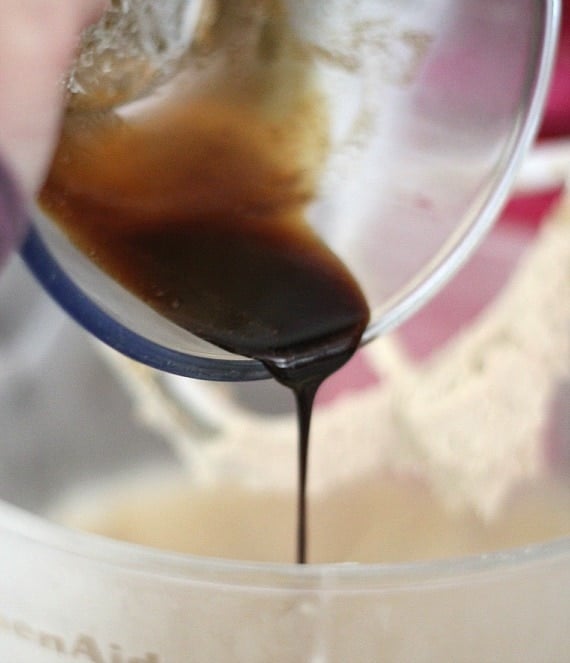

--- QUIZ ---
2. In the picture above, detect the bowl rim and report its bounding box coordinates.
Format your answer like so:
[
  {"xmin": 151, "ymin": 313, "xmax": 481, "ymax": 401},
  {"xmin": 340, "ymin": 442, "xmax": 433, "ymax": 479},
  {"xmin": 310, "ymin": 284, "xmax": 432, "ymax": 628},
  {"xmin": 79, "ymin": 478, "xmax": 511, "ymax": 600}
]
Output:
[{"xmin": 1, "ymin": 497, "xmax": 569, "ymax": 591}]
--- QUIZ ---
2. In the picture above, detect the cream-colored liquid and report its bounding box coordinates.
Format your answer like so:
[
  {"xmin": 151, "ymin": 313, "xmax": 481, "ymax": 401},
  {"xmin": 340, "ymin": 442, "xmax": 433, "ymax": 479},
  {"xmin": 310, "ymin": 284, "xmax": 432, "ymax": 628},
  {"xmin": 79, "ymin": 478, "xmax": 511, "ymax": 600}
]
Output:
[{"xmin": 54, "ymin": 468, "xmax": 570, "ymax": 564}]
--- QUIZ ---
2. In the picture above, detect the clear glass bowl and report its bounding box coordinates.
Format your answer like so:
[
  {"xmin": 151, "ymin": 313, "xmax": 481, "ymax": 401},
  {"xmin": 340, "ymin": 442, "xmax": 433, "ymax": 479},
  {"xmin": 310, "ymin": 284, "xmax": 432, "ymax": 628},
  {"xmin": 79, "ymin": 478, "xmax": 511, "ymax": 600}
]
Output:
[{"xmin": 22, "ymin": 0, "xmax": 559, "ymax": 380}]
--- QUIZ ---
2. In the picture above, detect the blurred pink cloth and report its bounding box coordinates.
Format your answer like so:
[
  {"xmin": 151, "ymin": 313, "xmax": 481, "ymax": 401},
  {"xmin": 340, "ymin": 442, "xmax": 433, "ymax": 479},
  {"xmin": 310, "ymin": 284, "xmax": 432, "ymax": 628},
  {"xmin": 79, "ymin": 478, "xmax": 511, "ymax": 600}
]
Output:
[{"xmin": 540, "ymin": 0, "xmax": 570, "ymax": 138}]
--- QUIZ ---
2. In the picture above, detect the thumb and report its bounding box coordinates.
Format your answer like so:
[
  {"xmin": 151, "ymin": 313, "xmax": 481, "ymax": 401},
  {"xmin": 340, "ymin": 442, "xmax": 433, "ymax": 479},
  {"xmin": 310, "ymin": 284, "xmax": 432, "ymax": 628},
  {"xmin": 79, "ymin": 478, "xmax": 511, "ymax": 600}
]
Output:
[
  {"xmin": 78, "ymin": 0, "xmax": 110, "ymax": 31},
  {"xmin": 0, "ymin": 1, "xmax": 109, "ymax": 196}
]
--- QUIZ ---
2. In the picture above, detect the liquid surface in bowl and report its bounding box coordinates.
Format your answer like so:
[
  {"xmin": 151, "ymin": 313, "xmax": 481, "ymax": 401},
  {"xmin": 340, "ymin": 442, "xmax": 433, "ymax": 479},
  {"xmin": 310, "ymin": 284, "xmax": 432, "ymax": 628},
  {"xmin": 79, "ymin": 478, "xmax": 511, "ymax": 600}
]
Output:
[{"xmin": 54, "ymin": 468, "xmax": 570, "ymax": 564}]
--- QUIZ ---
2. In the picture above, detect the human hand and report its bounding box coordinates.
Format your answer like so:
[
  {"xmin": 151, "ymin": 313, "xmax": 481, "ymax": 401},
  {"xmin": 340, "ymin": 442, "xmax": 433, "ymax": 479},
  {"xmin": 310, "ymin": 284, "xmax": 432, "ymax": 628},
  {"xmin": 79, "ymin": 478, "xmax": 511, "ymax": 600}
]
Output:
[{"xmin": 0, "ymin": 0, "xmax": 107, "ymax": 198}]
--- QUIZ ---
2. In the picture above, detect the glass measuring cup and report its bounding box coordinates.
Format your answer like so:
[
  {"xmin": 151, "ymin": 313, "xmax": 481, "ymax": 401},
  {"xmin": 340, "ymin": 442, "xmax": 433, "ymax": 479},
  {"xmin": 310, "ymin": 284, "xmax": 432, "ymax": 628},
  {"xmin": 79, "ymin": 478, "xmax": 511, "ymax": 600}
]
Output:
[{"xmin": 23, "ymin": 0, "xmax": 559, "ymax": 380}]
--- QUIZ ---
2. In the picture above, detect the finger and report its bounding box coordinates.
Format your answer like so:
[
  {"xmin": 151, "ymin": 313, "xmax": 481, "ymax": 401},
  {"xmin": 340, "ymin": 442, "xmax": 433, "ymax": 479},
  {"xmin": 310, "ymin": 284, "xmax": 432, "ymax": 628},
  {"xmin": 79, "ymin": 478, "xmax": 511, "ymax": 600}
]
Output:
[{"xmin": 0, "ymin": 1, "xmax": 108, "ymax": 196}]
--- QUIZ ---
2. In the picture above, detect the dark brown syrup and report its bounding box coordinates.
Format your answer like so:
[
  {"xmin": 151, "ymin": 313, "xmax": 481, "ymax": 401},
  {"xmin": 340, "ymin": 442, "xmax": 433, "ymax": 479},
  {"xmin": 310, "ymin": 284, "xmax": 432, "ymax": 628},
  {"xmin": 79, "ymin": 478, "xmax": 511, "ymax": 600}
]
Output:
[{"xmin": 40, "ymin": 9, "xmax": 370, "ymax": 562}]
